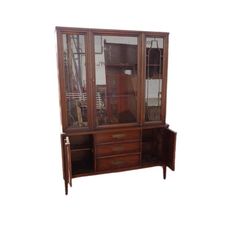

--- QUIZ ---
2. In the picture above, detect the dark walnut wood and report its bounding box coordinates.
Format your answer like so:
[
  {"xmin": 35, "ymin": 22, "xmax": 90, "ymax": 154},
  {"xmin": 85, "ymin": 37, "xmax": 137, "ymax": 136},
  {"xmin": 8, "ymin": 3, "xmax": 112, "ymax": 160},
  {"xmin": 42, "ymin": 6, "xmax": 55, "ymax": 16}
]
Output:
[{"xmin": 56, "ymin": 27, "xmax": 177, "ymax": 195}]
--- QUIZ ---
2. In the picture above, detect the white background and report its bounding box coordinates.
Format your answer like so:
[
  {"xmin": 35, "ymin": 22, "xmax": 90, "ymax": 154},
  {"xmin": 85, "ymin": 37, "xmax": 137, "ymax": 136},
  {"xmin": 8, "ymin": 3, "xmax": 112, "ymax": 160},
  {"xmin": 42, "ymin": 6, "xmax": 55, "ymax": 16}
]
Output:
[{"xmin": 0, "ymin": 0, "xmax": 236, "ymax": 235}]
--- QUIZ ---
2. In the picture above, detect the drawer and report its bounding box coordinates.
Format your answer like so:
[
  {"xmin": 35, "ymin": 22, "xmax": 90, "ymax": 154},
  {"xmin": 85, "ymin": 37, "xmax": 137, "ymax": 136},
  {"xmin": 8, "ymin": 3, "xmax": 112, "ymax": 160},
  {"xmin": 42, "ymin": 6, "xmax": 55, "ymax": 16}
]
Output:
[
  {"xmin": 96, "ymin": 154, "xmax": 140, "ymax": 172},
  {"xmin": 96, "ymin": 142, "xmax": 140, "ymax": 157},
  {"xmin": 95, "ymin": 130, "xmax": 140, "ymax": 144}
]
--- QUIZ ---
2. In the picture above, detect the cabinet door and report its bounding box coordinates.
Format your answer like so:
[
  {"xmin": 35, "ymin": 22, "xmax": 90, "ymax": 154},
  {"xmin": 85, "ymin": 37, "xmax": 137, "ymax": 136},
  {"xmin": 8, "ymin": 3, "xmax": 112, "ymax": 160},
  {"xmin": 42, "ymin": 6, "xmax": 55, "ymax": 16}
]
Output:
[
  {"xmin": 93, "ymin": 34, "xmax": 139, "ymax": 126},
  {"xmin": 163, "ymin": 129, "xmax": 176, "ymax": 170},
  {"xmin": 144, "ymin": 36, "xmax": 164, "ymax": 123},
  {"xmin": 64, "ymin": 136, "xmax": 72, "ymax": 187},
  {"xmin": 61, "ymin": 33, "xmax": 89, "ymax": 129}
]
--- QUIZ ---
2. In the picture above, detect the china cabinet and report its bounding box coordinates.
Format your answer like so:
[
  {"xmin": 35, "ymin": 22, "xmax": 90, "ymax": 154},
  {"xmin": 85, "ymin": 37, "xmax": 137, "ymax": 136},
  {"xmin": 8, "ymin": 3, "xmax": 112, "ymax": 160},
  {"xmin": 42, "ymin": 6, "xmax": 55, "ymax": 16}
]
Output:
[{"xmin": 56, "ymin": 27, "xmax": 177, "ymax": 194}]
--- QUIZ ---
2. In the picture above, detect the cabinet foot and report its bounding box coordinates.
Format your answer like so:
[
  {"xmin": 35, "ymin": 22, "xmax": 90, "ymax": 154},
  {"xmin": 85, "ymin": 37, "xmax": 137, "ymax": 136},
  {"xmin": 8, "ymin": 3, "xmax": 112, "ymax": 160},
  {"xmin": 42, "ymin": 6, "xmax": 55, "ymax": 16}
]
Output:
[
  {"xmin": 65, "ymin": 181, "xmax": 68, "ymax": 195},
  {"xmin": 163, "ymin": 165, "xmax": 167, "ymax": 179}
]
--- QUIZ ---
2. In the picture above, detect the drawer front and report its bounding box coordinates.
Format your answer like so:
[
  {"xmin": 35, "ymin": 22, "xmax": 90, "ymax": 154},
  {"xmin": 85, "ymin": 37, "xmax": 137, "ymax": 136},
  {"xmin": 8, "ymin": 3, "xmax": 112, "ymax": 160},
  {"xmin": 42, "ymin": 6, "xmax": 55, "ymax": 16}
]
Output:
[
  {"xmin": 96, "ymin": 154, "xmax": 140, "ymax": 172},
  {"xmin": 96, "ymin": 142, "xmax": 140, "ymax": 157},
  {"xmin": 95, "ymin": 130, "xmax": 140, "ymax": 144}
]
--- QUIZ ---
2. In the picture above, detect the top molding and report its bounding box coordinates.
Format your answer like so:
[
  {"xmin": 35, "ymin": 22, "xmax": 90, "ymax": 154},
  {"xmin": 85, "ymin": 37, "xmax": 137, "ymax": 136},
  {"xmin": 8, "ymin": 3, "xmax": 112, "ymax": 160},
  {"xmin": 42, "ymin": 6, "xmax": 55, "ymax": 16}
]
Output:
[{"xmin": 55, "ymin": 26, "xmax": 169, "ymax": 37}]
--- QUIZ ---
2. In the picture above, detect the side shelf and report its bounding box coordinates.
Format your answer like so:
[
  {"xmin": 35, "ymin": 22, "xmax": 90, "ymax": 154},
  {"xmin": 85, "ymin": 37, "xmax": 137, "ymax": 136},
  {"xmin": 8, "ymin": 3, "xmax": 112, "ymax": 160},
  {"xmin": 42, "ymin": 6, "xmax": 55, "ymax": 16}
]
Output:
[
  {"xmin": 69, "ymin": 134, "xmax": 94, "ymax": 176},
  {"xmin": 71, "ymin": 149, "xmax": 94, "ymax": 175}
]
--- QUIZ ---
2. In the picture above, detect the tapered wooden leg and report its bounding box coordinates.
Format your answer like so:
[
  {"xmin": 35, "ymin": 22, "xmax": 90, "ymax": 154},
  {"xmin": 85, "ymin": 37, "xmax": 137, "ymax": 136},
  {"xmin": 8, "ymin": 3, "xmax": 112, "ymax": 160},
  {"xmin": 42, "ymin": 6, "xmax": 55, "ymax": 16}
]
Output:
[
  {"xmin": 163, "ymin": 165, "xmax": 167, "ymax": 179},
  {"xmin": 65, "ymin": 181, "xmax": 68, "ymax": 195}
]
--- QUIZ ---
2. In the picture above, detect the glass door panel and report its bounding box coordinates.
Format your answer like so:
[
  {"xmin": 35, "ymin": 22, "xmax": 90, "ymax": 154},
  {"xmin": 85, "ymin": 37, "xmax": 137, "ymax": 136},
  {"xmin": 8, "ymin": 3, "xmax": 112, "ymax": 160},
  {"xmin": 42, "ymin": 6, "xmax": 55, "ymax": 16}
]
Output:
[
  {"xmin": 145, "ymin": 37, "xmax": 163, "ymax": 122},
  {"xmin": 62, "ymin": 34, "xmax": 88, "ymax": 128},
  {"xmin": 94, "ymin": 35, "xmax": 138, "ymax": 126}
]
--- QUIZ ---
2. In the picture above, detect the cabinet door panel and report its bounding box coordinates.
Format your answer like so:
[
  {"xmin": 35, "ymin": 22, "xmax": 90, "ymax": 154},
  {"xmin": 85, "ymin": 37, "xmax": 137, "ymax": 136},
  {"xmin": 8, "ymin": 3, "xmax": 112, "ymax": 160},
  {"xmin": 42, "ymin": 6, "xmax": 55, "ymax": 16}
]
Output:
[
  {"xmin": 64, "ymin": 136, "xmax": 72, "ymax": 186},
  {"xmin": 144, "ymin": 37, "xmax": 164, "ymax": 122},
  {"xmin": 163, "ymin": 129, "xmax": 176, "ymax": 170},
  {"xmin": 94, "ymin": 35, "xmax": 139, "ymax": 126},
  {"xmin": 62, "ymin": 34, "xmax": 89, "ymax": 128}
]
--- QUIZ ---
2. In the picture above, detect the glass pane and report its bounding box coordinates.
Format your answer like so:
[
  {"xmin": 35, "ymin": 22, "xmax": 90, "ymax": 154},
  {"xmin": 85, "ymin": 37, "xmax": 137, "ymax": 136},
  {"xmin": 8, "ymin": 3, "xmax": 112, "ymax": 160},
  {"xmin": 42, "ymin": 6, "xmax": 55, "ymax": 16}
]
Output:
[
  {"xmin": 63, "ymin": 34, "xmax": 88, "ymax": 128},
  {"xmin": 94, "ymin": 35, "xmax": 138, "ymax": 126},
  {"xmin": 145, "ymin": 37, "xmax": 163, "ymax": 122}
]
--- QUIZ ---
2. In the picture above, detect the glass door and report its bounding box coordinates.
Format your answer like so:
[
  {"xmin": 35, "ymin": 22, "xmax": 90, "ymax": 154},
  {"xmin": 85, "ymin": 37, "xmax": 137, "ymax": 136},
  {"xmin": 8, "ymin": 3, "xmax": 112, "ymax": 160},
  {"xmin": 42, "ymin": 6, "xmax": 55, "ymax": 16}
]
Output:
[
  {"xmin": 144, "ymin": 36, "xmax": 164, "ymax": 122},
  {"xmin": 93, "ymin": 35, "xmax": 139, "ymax": 126},
  {"xmin": 62, "ymin": 33, "xmax": 89, "ymax": 128}
]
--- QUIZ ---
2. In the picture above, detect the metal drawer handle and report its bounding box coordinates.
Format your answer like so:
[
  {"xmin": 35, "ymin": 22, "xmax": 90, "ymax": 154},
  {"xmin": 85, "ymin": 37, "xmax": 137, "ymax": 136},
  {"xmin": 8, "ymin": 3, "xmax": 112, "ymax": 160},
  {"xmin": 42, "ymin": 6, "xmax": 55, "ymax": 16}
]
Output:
[
  {"xmin": 112, "ymin": 146, "xmax": 124, "ymax": 152},
  {"xmin": 112, "ymin": 133, "xmax": 126, "ymax": 139}
]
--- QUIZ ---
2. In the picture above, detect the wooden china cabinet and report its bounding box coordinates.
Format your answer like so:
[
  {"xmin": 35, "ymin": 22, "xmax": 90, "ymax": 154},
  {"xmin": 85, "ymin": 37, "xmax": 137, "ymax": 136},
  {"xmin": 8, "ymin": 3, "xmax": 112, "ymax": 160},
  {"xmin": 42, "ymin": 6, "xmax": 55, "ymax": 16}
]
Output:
[{"xmin": 56, "ymin": 26, "xmax": 177, "ymax": 194}]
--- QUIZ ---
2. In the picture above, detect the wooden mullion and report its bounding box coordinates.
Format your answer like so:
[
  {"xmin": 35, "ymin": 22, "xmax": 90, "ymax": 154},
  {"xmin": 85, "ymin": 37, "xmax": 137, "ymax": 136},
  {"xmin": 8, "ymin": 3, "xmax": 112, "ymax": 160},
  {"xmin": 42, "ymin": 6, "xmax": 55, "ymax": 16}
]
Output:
[
  {"xmin": 140, "ymin": 33, "xmax": 146, "ymax": 125},
  {"xmin": 86, "ymin": 30, "xmax": 96, "ymax": 129}
]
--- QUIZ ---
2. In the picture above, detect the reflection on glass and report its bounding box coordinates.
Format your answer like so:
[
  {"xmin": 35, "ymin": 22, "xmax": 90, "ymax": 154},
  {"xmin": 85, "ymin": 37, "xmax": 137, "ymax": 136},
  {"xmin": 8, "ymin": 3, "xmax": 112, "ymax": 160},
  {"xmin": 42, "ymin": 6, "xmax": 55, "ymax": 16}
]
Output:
[
  {"xmin": 94, "ymin": 35, "xmax": 138, "ymax": 126},
  {"xmin": 145, "ymin": 37, "xmax": 163, "ymax": 122},
  {"xmin": 63, "ymin": 34, "xmax": 88, "ymax": 128}
]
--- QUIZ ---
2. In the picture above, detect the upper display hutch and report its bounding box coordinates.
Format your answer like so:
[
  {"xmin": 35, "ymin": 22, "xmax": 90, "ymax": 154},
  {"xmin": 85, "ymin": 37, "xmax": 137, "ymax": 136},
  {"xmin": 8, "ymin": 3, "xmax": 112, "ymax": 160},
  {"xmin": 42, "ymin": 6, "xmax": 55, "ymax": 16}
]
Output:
[{"xmin": 56, "ymin": 27, "xmax": 177, "ymax": 194}]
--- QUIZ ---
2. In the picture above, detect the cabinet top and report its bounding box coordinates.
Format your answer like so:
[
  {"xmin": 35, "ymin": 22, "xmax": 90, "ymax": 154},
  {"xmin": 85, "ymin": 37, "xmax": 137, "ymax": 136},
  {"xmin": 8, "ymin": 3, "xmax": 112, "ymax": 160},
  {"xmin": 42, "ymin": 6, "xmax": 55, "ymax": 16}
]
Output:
[{"xmin": 55, "ymin": 26, "xmax": 169, "ymax": 36}]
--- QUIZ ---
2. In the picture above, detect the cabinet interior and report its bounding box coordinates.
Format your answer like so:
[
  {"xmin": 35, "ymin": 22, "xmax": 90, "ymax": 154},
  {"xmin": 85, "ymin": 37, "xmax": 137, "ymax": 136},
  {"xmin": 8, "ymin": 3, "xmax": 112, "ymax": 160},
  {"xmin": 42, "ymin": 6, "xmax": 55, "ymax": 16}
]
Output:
[{"xmin": 69, "ymin": 135, "xmax": 94, "ymax": 175}]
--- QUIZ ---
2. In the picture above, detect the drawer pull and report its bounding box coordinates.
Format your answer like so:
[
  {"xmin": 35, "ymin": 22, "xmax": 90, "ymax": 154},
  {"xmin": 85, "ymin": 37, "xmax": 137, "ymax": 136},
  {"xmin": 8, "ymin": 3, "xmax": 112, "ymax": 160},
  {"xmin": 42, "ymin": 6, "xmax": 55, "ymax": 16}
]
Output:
[
  {"xmin": 112, "ymin": 146, "xmax": 124, "ymax": 152},
  {"xmin": 111, "ymin": 160, "xmax": 124, "ymax": 166},
  {"xmin": 112, "ymin": 133, "xmax": 126, "ymax": 139}
]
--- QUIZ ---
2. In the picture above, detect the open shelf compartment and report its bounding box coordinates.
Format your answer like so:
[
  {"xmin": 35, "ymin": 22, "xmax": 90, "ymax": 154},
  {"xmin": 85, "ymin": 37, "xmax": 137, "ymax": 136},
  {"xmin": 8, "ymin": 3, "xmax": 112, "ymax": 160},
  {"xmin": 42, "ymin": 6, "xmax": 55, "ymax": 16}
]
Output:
[{"xmin": 69, "ymin": 134, "xmax": 94, "ymax": 176}]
